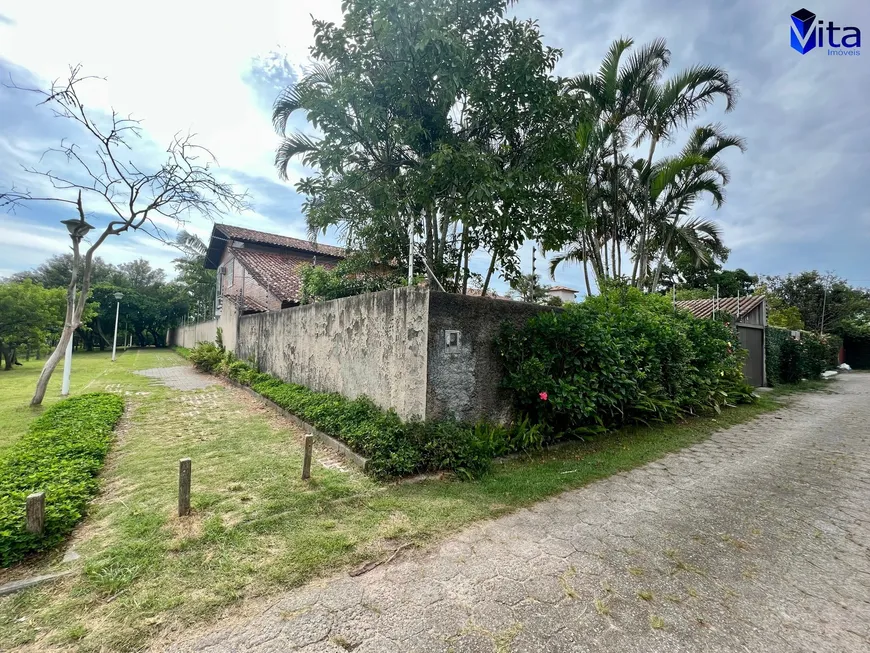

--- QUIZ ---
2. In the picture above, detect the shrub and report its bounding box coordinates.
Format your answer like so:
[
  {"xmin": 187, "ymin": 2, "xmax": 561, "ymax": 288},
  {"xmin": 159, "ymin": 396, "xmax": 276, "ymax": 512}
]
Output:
[
  {"xmin": 0, "ymin": 393, "xmax": 124, "ymax": 567},
  {"xmin": 767, "ymin": 327, "xmax": 840, "ymax": 385},
  {"xmin": 496, "ymin": 287, "xmax": 754, "ymax": 438},
  {"xmin": 188, "ymin": 341, "xmax": 225, "ymax": 373}
]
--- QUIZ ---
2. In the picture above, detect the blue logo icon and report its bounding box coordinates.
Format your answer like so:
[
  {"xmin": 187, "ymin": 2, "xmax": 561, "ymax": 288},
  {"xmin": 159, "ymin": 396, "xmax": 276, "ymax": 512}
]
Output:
[
  {"xmin": 791, "ymin": 8, "xmax": 817, "ymax": 54},
  {"xmin": 790, "ymin": 7, "xmax": 861, "ymax": 56}
]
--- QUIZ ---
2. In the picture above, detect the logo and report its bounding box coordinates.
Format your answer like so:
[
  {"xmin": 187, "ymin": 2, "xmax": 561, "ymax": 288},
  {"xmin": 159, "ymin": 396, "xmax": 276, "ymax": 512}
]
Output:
[{"xmin": 790, "ymin": 8, "xmax": 861, "ymax": 56}]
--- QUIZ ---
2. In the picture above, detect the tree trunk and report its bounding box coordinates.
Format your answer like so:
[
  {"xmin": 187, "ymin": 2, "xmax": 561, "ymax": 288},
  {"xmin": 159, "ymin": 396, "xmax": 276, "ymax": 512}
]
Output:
[
  {"xmin": 462, "ymin": 235, "xmax": 470, "ymax": 295},
  {"xmin": 634, "ymin": 137, "xmax": 660, "ymax": 289},
  {"xmin": 582, "ymin": 256, "xmax": 592, "ymax": 297},
  {"xmin": 31, "ymin": 232, "xmax": 94, "ymax": 405},
  {"xmin": 481, "ymin": 247, "xmax": 499, "ymax": 297}
]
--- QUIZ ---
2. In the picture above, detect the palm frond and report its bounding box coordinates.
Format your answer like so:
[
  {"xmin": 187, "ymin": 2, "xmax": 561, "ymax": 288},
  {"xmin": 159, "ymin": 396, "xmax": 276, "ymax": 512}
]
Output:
[
  {"xmin": 275, "ymin": 133, "xmax": 321, "ymax": 180},
  {"xmin": 175, "ymin": 230, "xmax": 208, "ymax": 257}
]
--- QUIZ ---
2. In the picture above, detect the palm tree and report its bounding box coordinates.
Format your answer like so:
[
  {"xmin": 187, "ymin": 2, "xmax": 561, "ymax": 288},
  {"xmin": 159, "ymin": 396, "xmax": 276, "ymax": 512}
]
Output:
[
  {"xmin": 565, "ymin": 38, "xmax": 670, "ymax": 279},
  {"xmin": 631, "ymin": 64, "xmax": 738, "ymax": 286},
  {"xmin": 552, "ymin": 38, "xmax": 740, "ymax": 294},
  {"xmin": 644, "ymin": 125, "xmax": 747, "ymax": 290}
]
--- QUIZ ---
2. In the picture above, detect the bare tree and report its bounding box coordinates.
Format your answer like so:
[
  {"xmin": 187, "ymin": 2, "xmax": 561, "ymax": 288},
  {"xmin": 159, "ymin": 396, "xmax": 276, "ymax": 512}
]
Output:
[{"xmin": 0, "ymin": 66, "xmax": 248, "ymax": 405}]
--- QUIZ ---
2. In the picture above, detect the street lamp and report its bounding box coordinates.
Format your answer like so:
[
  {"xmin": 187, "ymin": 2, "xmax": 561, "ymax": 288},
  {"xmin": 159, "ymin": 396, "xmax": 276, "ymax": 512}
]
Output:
[
  {"xmin": 59, "ymin": 217, "xmax": 94, "ymax": 396},
  {"xmin": 111, "ymin": 292, "xmax": 124, "ymax": 362}
]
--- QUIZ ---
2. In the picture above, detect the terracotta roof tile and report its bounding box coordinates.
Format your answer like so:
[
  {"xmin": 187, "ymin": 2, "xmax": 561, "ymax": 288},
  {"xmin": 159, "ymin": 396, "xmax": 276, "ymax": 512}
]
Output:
[
  {"xmin": 675, "ymin": 295, "xmax": 766, "ymax": 320},
  {"xmin": 222, "ymin": 293, "xmax": 269, "ymax": 313},
  {"xmin": 215, "ymin": 223, "xmax": 346, "ymax": 259},
  {"xmin": 232, "ymin": 249, "xmax": 338, "ymax": 304}
]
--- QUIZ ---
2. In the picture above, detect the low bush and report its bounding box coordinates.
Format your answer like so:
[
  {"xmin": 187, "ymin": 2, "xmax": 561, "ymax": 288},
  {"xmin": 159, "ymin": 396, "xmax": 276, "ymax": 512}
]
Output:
[
  {"xmin": 767, "ymin": 326, "xmax": 840, "ymax": 385},
  {"xmin": 188, "ymin": 341, "xmax": 226, "ymax": 373},
  {"xmin": 496, "ymin": 287, "xmax": 755, "ymax": 439},
  {"xmin": 0, "ymin": 393, "xmax": 125, "ymax": 567},
  {"xmin": 188, "ymin": 343, "xmax": 506, "ymax": 479}
]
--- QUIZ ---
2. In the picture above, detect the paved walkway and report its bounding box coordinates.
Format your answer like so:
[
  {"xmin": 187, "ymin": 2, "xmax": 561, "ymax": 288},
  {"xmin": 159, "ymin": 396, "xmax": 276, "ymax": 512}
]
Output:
[
  {"xmin": 135, "ymin": 366, "xmax": 217, "ymax": 391},
  {"xmin": 166, "ymin": 375, "xmax": 870, "ymax": 653}
]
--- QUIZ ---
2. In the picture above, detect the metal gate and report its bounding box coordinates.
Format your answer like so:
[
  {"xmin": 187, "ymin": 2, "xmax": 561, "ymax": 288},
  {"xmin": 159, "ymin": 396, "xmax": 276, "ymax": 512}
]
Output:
[{"xmin": 737, "ymin": 325, "xmax": 765, "ymax": 387}]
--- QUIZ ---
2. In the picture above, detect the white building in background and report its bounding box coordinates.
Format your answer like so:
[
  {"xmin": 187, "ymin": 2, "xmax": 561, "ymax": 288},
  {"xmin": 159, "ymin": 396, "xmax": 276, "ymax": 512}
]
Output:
[{"xmin": 547, "ymin": 285, "xmax": 579, "ymax": 304}]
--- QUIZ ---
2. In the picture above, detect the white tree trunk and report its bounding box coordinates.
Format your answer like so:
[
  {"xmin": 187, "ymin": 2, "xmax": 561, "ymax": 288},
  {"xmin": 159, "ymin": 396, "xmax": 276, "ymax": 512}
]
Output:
[{"xmin": 31, "ymin": 237, "xmax": 92, "ymax": 405}]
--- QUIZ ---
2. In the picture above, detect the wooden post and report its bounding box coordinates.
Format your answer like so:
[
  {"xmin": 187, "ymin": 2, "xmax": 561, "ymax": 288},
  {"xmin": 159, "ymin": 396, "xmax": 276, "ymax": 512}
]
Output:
[
  {"xmin": 26, "ymin": 492, "xmax": 45, "ymax": 534},
  {"xmin": 178, "ymin": 458, "xmax": 192, "ymax": 516},
  {"xmin": 302, "ymin": 435, "xmax": 314, "ymax": 480}
]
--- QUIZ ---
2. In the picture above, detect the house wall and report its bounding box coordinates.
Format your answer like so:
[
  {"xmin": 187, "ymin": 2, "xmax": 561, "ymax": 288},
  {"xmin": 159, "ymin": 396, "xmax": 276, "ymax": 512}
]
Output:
[
  {"xmin": 737, "ymin": 302, "xmax": 766, "ymax": 326},
  {"xmin": 425, "ymin": 293, "xmax": 553, "ymax": 423},
  {"xmin": 219, "ymin": 245, "xmax": 281, "ymax": 312},
  {"xmin": 237, "ymin": 287, "xmax": 430, "ymax": 420},
  {"xmin": 547, "ymin": 289, "xmax": 577, "ymax": 304}
]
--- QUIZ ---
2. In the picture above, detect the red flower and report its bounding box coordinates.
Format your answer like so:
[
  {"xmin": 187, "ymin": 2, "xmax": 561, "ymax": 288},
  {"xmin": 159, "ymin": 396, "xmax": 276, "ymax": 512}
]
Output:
[{"xmin": 539, "ymin": 392, "xmax": 548, "ymax": 401}]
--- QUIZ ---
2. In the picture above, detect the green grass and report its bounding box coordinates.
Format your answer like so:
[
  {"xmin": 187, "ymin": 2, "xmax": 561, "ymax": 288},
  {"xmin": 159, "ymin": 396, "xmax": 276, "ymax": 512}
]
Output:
[
  {"xmin": 0, "ymin": 348, "xmax": 177, "ymax": 457},
  {"xmin": 0, "ymin": 352, "xmax": 828, "ymax": 652}
]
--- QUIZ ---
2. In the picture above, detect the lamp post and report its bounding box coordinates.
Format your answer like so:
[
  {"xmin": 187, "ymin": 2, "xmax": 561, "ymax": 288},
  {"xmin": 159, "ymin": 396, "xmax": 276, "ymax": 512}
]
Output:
[
  {"xmin": 111, "ymin": 292, "xmax": 124, "ymax": 361},
  {"xmin": 59, "ymin": 217, "xmax": 94, "ymax": 396}
]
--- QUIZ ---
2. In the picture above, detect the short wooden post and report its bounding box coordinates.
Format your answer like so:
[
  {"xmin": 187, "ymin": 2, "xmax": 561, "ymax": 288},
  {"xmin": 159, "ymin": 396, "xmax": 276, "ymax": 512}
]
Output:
[
  {"xmin": 302, "ymin": 435, "xmax": 314, "ymax": 480},
  {"xmin": 178, "ymin": 458, "xmax": 192, "ymax": 516},
  {"xmin": 26, "ymin": 492, "xmax": 45, "ymax": 534}
]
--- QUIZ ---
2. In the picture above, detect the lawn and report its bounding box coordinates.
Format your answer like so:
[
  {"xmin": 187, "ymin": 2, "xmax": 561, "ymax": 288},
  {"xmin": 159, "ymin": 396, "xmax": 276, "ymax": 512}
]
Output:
[
  {"xmin": 0, "ymin": 349, "xmax": 176, "ymax": 457},
  {"xmin": 0, "ymin": 351, "xmax": 827, "ymax": 652}
]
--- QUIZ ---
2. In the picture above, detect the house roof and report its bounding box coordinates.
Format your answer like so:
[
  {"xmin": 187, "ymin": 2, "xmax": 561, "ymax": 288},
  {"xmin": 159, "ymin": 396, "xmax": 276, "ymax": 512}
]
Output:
[
  {"xmin": 549, "ymin": 286, "xmax": 578, "ymax": 293},
  {"xmin": 232, "ymin": 249, "xmax": 339, "ymax": 304},
  {"xmin": 222, "ymin": 293, "xmax": 269, "ymax": 314},
  {"xmin": 675, "ymin": 295, "xmax": 766, "ymax": 320},
  {"xmin": 205, "ymin": 223, "xmax": 346, "ymax": 268}
]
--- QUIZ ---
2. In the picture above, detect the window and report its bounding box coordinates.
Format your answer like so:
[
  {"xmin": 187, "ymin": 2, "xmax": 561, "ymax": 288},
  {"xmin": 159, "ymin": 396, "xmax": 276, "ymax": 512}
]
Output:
[{"xmin": 226, "ymin": 258, "xmax": 234, "ymax": 288}]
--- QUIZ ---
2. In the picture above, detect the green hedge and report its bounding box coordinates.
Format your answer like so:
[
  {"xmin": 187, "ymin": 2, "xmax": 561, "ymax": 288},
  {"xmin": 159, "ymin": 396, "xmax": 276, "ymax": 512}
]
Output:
[
  {"xmin": 189, "ymin": 343, "xmax": 505, "ymax": 479},
  {"xmin": 0, "ymin": 393, "xmax": 125, "ymax": 567},
  {"xmin": 496, "ymin": 288, "xmax": 755, "ymax": 437},
  {"xmin": 766, "ymin": 327, "xmax": 840, "ymax": 386}
]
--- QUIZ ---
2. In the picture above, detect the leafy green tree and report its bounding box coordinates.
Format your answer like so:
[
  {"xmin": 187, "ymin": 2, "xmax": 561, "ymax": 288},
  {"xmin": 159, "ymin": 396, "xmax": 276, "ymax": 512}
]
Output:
[
  {"xmin": 173, "ymin": 230, "xmax": 217, "ymax": 321},
  {"xmin": 507, "ymin": 274, "xmax": 550, "ymax": 304},
  {"xmin": 8, "ymin": 254, "xmax": 117, "ymax": 288},
  {"xmin": 767, "ymin": 303, "xmax": 805, "ymax": 330},
  {"xmin": 762, "ymin": 271, "xmax": 870, "ymax": 336},
  {"xmin": 273, "ymin": 0, "xmax": 567, "ymax": 295},
  {"xmin": 0, "ymin": 280, "xmax": 66, "ymax": 369},
  {"xmin": 300, "ymin": 255, "xmax": 405, "ymax": 303}
]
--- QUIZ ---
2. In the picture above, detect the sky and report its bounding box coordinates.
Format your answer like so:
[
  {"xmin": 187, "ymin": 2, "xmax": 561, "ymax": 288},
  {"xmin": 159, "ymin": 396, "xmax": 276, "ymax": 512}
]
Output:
[{"xmin": 1, "ymin": 0, "xmax": 869, "ymax": 294}]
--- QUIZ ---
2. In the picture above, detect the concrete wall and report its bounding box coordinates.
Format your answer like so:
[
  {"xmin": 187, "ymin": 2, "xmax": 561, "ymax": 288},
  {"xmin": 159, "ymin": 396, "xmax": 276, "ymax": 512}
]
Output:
[
  {"xmin": 168, "ymin": 301, "xmax": 238, "ymax": 350},
  {"xmin": 169, "ymin": 318, "xmax": 217, "ymax": 349},
  {"xmin": 171, "ymin": 288, "xmax": 549, "ymax": 424},
  {"xmin": 425, "ymin": 292, "xmax": 553, "ymax": 423},
  {"xmin": 237, "ymin": 287, "xmax": 430, "ymax": 420}
]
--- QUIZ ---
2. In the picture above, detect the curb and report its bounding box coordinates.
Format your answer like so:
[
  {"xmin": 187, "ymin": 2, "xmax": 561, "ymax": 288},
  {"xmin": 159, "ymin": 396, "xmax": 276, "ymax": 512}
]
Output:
[
  {"xmin": 223, "ymin": 379, "xmax": 370, "ymax": 472},
  {"xmin": 0, "ymin": 571, "xmax": 74, "ymax": 597}
]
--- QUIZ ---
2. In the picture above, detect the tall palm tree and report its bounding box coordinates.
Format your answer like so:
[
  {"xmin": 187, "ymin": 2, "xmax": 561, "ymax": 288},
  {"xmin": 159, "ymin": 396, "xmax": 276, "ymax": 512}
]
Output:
[
  {"xmin": 565, "ymin": 38, "xmax": 670, "ymax": 278},
  {"xmin": 644, "ymin": 124, "xmax": 747, "ymax": 290},
  {"xmin": 631, "ymin": 64, "xmax": 738, "ymax": 287},
  {"xmin": 552, "ymin": 38, "xmax": 740, "ymax": 294}
]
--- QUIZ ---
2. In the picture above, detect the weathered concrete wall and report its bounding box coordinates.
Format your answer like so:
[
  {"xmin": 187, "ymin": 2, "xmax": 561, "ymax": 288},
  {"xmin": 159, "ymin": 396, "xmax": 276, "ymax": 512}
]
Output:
[
  {"xmin": 168, "ymin": 302, "xmax": 238, "ymax": 350},
  {"xmin": 238, "ymin": 287, "xmax": 430, "ymax": 420},
  {"xmin": 426, "ymin": 292, "xmax": 553, "ymax": 424},
  {"xmin": 169, "ymin": 318, "xmax": 217, "ymax": 349}
]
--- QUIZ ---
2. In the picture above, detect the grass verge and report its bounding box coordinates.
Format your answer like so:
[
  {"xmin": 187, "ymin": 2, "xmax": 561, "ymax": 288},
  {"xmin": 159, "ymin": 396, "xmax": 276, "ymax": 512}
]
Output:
[
  {"xmin": 0, "ymin": 394, "xmax": 125, "ymax": 566},
  {"xmin": 0, "ymin": 353, "xmax": 830, "ymax": 652}
]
